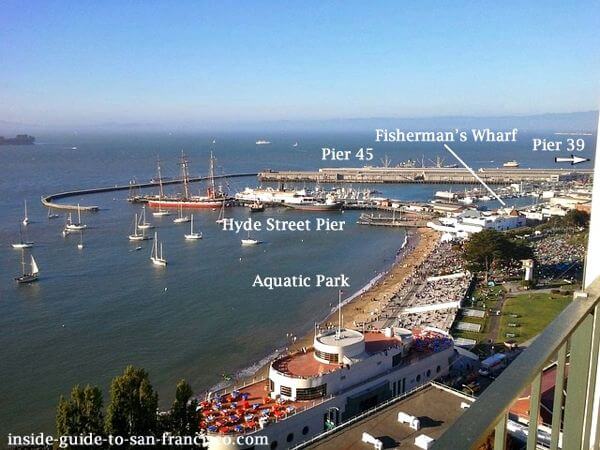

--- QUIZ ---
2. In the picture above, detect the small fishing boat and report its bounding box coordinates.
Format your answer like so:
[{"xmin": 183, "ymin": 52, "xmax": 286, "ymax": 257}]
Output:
[
  {"xmin": 129, "ymin": 213, "xmax": 152, "ymax": 241},
  {"xmin": 241, "ymin": 230, "xmax": 260, "ymax": 246},
  {"xmin": 22, "ymin": 200, "xmax": 29, "ymax": 226},
  {"xmin": 249, "ymin": 201, "xmax": 265, "ymax": 212},
  {"xmin": 173, "ymin": 203, "xmax": 191, "ymax": 223},
  {"xmin": 137, "ymin": 206, "xmax": 155, "ymax": 229},
  {"xmin": 15, "ymin": 250, "xmax": 39, "ymax": 284},
  {"xmin": 150, "ymin": 232, "xmax": 167, "ymax": 266},
  {"xmin": 12, "ymin": 224, "xmax": 34, "ymax": 249},
  {"xmin": 184, "ymin": 214, "xmax": 202, "ymax": 240},
  {"xmin": 152, "ymin": 208, "xmax": 171, "ymax": 217}
]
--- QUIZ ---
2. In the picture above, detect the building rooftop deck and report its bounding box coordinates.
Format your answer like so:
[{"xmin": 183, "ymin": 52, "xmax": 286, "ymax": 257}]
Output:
[
  {"xmin": 272, "ymin": 329, "xmax": 452, "ymax": 379},
  {"xmin": 306, "ymin": 384, "xmax": 473, "ymax": 450},
  {"xmin": 199, "ymin": 379, "xmax": 323, "ymax": 435}
]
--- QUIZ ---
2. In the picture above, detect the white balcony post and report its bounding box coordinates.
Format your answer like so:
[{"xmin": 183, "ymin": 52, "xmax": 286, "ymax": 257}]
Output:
[{"xmin": 585, "ymin": 110, "xmax": 600, "ymax": 449}]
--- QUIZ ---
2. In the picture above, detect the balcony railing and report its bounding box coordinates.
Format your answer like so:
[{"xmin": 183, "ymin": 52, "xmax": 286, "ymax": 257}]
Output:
[{"xmin": 432, "ymin": 276, "xmax": 600, "ymax": 450}]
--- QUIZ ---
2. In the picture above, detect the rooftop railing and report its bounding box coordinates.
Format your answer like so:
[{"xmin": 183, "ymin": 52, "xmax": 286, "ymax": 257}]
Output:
[{"xmin": 432, "ymin": 276, "xmax": 600, "ymax": 450}]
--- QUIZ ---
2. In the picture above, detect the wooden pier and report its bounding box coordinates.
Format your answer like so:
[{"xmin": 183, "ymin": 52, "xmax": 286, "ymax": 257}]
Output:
[
  {"xmin": 357, "ymin": 212, "xmax": 432, "ymax": 228},
  {"xmin": 259, "ymin": 167, "xmax": 593, "ymax": 184}
]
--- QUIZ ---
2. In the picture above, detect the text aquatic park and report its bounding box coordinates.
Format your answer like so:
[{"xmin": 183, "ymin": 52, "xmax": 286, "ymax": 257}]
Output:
[
  {"xmin": 374, "ymin": 128, "xmax": 519, "ymax": 143},
  {"xmin": 252, "ymin": 274, "xmax": 350, "ymax": 290}
]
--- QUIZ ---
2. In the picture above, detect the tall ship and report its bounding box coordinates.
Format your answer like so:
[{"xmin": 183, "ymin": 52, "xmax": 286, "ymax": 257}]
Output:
[
  {"xmin": 200, "ymin": 325, "xmax": 456, "ymax": 449},
  {"xmin": 148, "ymin": 152, "xmax": 232, "ymax": 209},
  {"xmin": 0, "ymin": 134, "xmax": 35, "ymax": 145}
]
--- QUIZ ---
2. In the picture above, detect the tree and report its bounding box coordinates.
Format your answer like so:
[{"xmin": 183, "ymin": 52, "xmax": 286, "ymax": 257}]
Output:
[
  {"xmin": 169, "ymin": 379, "xmax": 199, "ymax": 435},
  {"xmin": 463, "ymin": 229, "xmax": 533, "ymax": 281},
  {"xmin": 56, "ymin": 384, "xmax": 104, "ymax": 436},
  {"xmin": 563, "ymin": 209, "xmax": 590, "ymax": 228},
  {"xmin": 105, "ymin": 366, "xmax": 159, "ymax": 436}
]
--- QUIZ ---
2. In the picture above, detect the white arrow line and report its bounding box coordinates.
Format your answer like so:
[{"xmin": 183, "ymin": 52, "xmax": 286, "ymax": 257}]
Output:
[
  {"xmin": 555, "ymin": 155, "xmax": 589, "ymax": 165},
  {"xmin": 443, "ymin": 144, "xmax": 507, "ymax": 206}
]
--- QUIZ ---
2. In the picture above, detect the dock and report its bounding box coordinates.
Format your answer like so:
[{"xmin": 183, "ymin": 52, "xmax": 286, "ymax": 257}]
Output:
[
  {"xmin": 357, "ymin": 212, "xmax": 432, "ymax": 228},
  {"xmin": 259, "ymin": 167, "xmax": 593, "ymax": 184},
  {"xmin": 42, "ymin": 173, "xmax": 257, "ymax": 212}
]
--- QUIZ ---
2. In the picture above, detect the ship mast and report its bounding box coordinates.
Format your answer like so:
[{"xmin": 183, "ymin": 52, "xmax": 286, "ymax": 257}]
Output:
[
  {"xmin": 209, "ymin": 151, "xmax": 217, "ymax": 199},
  {"xmin": 180, "ymin": 151, "xmax": 190, "ymax": 200},
  {"xmin": 156, "ymin": 157, "xmax": 165, "ymax": 199}
]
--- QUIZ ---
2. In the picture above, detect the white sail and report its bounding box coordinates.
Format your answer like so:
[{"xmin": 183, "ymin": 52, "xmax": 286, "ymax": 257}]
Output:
[{"xmin": 30, "ymin": 255, "xmax": 39, "ymax": 275}]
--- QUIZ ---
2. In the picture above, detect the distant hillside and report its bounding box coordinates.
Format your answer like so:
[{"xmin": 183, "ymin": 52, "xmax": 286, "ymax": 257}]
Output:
[
  {"xmin": 252, "ymin": 111, "xmax": 599, "ymax": 133},
  {"xmin": 1, "ymin": 111, "xmax": 597, "ymax": 134}
]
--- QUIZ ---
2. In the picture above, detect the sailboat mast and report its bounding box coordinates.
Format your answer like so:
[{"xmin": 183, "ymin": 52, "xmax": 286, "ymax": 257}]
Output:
[
  {"xmin": 337, "ymin": 290, "xmax": 342, "ymax": 338},
  {"xmin": 24, "ymin": 200, "xmax": 28, "ymax": 218},
  {"xmin": 77, "ymin": 204, "xmax": 81, "ymax": 223}
]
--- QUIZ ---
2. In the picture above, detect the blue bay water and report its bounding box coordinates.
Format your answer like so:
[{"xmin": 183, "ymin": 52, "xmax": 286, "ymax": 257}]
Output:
[{"xmin": 0, "ymin": 130, "xmax": 595, "ymax": 435}]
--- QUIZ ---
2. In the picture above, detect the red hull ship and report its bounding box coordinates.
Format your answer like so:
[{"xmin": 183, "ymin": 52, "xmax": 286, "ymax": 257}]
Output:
[{"xmin": 148, "ymin": 151, "xmax": 232, "ymax": 210}]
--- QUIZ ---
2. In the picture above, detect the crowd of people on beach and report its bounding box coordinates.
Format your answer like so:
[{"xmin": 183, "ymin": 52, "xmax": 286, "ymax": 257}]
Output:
[
  {"xmin": 397, "ymin": 308, "xmax": 458, "ymax": 331},
  {"xmin": 532, "ymin": 232, "xmax": 585, "ymax": 280},
  {"xmin": 357, "ymin": 240, "xmax": 472, "ymax": 333}
]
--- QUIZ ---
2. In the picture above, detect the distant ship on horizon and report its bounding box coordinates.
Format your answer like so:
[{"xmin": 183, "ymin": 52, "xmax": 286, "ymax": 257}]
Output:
[
  {"xmin": 0, "ymin": 134, "xmax": 35, "ymax": 145},
  {"xmin": 255, "ymin": 139, "xmax": 271, "ymax": 145},
  {"xmin": 503, "ymin": 160, "xmax": 520, "ymax": 168}
]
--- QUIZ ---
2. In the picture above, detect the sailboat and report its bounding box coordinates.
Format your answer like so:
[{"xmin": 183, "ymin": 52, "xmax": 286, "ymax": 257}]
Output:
[
  {"xmin": 150, "ymin": 232, "xmax": 167, "ymax": 266},
  {"xmin": 184, "ymin": 214, "xmax": 202, "ymax": 240},
  {"xmin": 15, "ymin": 250, "xmax": 39, "ymax": 284},
  {"xmin": 173, "ymin": 203, "xmax": 190, "ymax": 223},
  {"xmin": 12, "ymin": 224, "xmax": 34, "ymax": 249},
  {"xmin": 129, "ymin": 213, "xmax": 152, "ymax": 241},
  {"xmin": 65, "ymin": 204, "xmax": 87, "ymax": 231},
  {"xmin": 137, "ymin": 206, "xmax": 155, "ymax": 229},
  {"xmin": 22, "ymin": 200, "xmax": 29, "ymax": 226},
  {"xmin": 152, "ymin": 158, "xmax": 171, "ymax": 217},
  {"xmin": 47, "ymin": 207, "xmax": 59, "ymax": 219},
  {"xmin": 77, "ymin": 230, "xmax": 84, "ymax": 250},
  {"xmin": 241, "ymin": 230, "xmax": 260, "ymax": 246},
  {"xmin": 215, "ymin": 201, "xmax": 226, "ymax": 224}
]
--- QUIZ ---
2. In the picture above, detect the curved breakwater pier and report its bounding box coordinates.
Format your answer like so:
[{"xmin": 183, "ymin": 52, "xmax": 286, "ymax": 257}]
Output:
[{"xmin": 41, "ymin": 173, "xmax": 257, "ymax": 212}]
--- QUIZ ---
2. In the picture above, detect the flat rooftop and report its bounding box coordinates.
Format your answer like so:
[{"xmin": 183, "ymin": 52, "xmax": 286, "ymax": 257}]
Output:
[{"xmin": 305, "ymin": 384, "xmax": 472, "ymax": 450}]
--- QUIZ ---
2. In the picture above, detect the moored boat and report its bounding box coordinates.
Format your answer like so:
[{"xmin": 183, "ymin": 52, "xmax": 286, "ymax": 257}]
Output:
[
  {"xmin": 150, "ymin": 232, "xmax": 167, "ymax": 266},
  {"xmin": 184, "ymin": 215, "xmax": 202, "ymax": 240},
  {"xmin": 148, "ymin": 152, "xmax": 232, "ymax": 209},
  {"xmin": 15, "ymin": 250, "xmax": 39, "ymax": 284}
]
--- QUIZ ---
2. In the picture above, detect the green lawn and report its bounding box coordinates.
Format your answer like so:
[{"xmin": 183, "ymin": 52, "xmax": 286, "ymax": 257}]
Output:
[{"xmin": 499, "ymin": 292, "xmax": 572, "ymax": 344}]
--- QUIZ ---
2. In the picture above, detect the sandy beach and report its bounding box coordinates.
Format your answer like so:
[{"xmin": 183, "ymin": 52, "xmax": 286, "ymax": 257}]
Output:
[{"xmin": 231, "ymin": 226, "xmax": 440, "ymax": 390}]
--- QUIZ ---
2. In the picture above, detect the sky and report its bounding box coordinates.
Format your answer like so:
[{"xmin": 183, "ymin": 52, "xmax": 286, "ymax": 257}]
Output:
[{"xmin": 1, "ymin": 1, "xmax": 599, "ymax": 129}]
